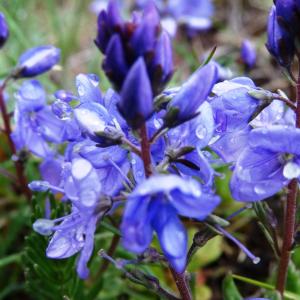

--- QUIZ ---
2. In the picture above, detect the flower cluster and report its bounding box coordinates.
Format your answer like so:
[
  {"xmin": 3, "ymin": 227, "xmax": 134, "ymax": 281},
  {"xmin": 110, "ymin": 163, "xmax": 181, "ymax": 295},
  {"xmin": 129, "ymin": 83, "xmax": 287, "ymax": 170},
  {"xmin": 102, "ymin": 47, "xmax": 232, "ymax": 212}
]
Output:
[{"xmin": 2, "ymin": 0, "xmax": 298, "ymax": 288}]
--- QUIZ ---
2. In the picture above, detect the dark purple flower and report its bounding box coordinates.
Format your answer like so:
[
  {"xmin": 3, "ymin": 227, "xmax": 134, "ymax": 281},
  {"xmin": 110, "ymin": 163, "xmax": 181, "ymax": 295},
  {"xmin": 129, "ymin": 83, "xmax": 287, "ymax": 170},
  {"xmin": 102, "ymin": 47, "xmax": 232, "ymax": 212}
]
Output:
[
  {"xmin": 241, "ymin": 39, "xmax": 256, "ymax": 69},
  {"xmin": 17, "ymin": 45, "xmax": 61, "ymax": 78},
  {"xmin": 118, "ymin": 58, "xmax": 153, "ymax": 129},
  {"xmin": 103, "ymin": 34, "xmax": 129, "ymax": 90},
  {"xmin": 121, "ymin": 174, "xmax": 220, "ymax": 272},
  {"xmin": 275, "ymin": 0, "xmax": 300, "ymax": 41},
  {"xmin": 95, "ymin": 0, "xmax": 173, "ymax": 95},
  {"xmin": 164, "ymin": 62, "xmax": 218, "ymax": 127},
  {"xmin": 266, "ymin": 6, "xmax": 295, "ymax": 69},
  {"xmin": 0, "ymin": 12, "xmax": 9, "ymax": 48}
]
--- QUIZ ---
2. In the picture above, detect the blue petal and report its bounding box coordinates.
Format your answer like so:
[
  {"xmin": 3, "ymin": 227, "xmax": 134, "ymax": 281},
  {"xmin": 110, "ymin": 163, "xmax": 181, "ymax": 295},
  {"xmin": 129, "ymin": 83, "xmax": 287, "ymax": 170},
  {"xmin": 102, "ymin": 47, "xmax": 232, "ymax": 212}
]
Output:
[
  {"xmin": 76, "ymin": 73, "xmax": 103, "ymax": 104},
  {"xmin": 76, "ymin": 216, "xmax": 98, "ymax": 279},
  {"xmin": 151, "ymin": 202, "xmax": 187, "ymax": 260},
  {"xmin": 210, "ymin": 127, "xmax": 250, "ymax": 163},
  {"xmin": 18, "ymin": 45, "xmax": 61, "ymax": 78},
  {"xmin": 121, "ymin": 195, "xmax": 153, "ymax": 253},
  {"xmin": 230, "ymin": 147, "xmax": 288, "ymax": 202},
  {"xmin": 249, "ymin": 126, "xmax": 300, "ymax": 155},
  {"xmin": 16, "ymin": 80, "xmax": 46, "ymax": 112}
]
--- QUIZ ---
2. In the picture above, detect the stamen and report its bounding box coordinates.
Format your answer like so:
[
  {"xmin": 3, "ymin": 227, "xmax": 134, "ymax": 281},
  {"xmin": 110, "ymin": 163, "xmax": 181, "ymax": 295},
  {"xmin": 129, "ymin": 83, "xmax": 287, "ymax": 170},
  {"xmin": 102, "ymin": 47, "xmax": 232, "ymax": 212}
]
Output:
[
  {"xmin": 226, "ymin": 204, "xmax": 252, "ymax": 220},
  {"xmin": 108, "ymin": 158, "xmax": 134, "ymax": 188},
  {"xmin": 216, "ymin": 225, "xmax": 260, "ymax": 264}
]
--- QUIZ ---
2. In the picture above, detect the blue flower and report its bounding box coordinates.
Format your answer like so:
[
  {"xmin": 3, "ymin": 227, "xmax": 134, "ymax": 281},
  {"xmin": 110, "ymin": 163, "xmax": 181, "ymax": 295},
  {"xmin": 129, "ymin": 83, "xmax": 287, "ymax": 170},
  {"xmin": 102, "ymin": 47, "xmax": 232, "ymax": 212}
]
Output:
[
  {"xmin": 230, "ymin": 125, "xmax": 300, "ymax": 202},
  {"xmin": 43, "ymin": 208, "xmax": 99, "ymax": 279},
  {"xmin": 209, "ymin": 77, "xmax": 259, "ymax": 163},
  {"xmin": 121, "ymin": 174, "xmax": 220, "ymax": 272},
  {"xmin": 11, "ymin": 80, "xmax": 70, "ymax": 157},
  {"xmin": 17, "ymin": 45, "xmax": 61, "ymax": 78},
  {"xmin": 0, "ymin": 12, "xmax": 9, "ymax": 48}
]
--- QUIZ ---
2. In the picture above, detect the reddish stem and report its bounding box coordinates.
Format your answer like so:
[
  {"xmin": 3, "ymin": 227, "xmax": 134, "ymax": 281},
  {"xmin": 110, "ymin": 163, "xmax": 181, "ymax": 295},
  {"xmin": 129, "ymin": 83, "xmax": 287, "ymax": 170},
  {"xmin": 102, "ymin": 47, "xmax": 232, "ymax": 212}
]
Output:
[
  {"xmin": 139, "ymin": 123, "xmax": 152, "ymax": 177},
  {"xmin": 139, "ymin": 122, "xmax": 192, "ymax": 300},
  {"xmin": 0, "ymin": 87, "xmax": 31, "ymax": 200},
  {"xmin": 276, "ymin": 67, "xmax": 300, "ymax": 295}
]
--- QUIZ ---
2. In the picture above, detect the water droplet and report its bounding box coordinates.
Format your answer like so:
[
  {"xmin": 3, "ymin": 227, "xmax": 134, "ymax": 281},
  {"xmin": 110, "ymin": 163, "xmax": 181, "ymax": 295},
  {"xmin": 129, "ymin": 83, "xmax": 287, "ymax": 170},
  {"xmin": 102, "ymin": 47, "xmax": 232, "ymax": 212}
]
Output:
[
  {"xmin": 87, "ymin": 74, "xmax": 100, "ymax": 87},
  {"xmin": 131, "ymin": 159, "xmax": 136, "ymax": 165},
  {"xmin": 136, "ymin": 171, "xmax": 143, "ymax": 177},
  {"xmin": 254, "ymin": 185, "xmax": 265, "ymax": 195},
  {"xmin": 77, "ymin": 84, "xmax": 85, "ymax": 97},
  {"xmin": 153, "ymin": 118, "xmax": 161, "ymax": 129},
  {"xmin": 195, "ymin": 125, "xmax": 207, "ymax": 140},
  {"xmin": 283, "ymin": 161, "xmax": 300, "ymax": 179}
]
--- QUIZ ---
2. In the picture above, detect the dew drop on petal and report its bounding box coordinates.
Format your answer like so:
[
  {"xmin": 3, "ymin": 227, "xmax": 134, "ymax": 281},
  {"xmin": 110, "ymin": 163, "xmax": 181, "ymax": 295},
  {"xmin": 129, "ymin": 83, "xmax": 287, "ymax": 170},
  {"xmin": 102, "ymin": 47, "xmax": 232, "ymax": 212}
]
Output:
[
  {"xmin": 283, "ymin": 161, "xmax": 300, "ymax": 179},
  {"xmin": 87, "ymin": 74, "xmax": 100, "ymax": 87},
  {"xmin": 77, "ymin": 84, "xmax": 85, "ymax": 97},
  {"xmin": 195, "ymin": 124, "xmax": 207, "ymax": 140},
  {"xmin": 254, "ymin": 185, "xmax": 265, "ymax": 195}
]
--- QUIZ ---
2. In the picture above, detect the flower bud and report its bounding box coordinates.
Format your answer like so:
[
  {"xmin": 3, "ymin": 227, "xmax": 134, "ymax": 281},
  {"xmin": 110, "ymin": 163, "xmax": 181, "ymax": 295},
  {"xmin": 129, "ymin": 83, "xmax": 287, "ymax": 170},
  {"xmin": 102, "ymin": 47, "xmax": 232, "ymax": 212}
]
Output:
[
  {"xmin": 28, "ymin": 180, "xmax": 50, "ymax": 192},
  {"xmin": 33, "ymin": 218, "xmax": 55, "ymax": 236},
  {"xmin": 164, "ymin": 62, "xmax": 218, "ymax": 127},
  {"xmin": 266, "ymin": 6, "xmax": 295, "ymax": 69},
  {"xmin": 0, "ymin": 12, "xmax": 9, "ymax": 48},
  {"xmin": 240, "ymin": 39, "xmax": 256, "ymax": 69},
  {"xmin": 118, "ymin": 58, "xmax": 153, "ymax": 129},
  {"xmin": 16, "ymin": 45, "xmax": 61, "ymax": 78}
]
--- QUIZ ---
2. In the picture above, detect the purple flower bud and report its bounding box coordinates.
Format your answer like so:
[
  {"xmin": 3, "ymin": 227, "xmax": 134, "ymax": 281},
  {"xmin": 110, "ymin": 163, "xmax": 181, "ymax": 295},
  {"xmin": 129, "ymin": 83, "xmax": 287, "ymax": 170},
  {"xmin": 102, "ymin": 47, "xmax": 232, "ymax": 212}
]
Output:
[
  {"xmin": 165, "ymin": 62, "xmax": 218, "ymax": 127},
  {"xmin": 103, "ymin": 34, "xmax": 129, "ymax": 90},
  {"xmin": 0, "ymin": 12, "xmax": 9, "ymax": 48},
  {"xmin": 241, "ymin": 39, "xmax": 256, "ymax": 69},
  {"xmin": 150, "ymin": 30, "xmax": 174, "ymax": 94},
  {"xmin": 118, "ymin": 58, "xmax": 153, "ymax": 129},
  {"xmin": 28, "ymin": 180, "xmax": 50, "ymax": 192},
  {"xmin": 130, "ymin": 3, "xmax": 160, "ymax": 57},
  {"xmin": 17, "ymin": 45, "xmax": 61, "ymax": 78},
  {"xmin": 33, "ymin": 218, "xmax": 55, "ymax": 236},
  {"xmin": 266, "ymin": 6, "xmax": 295, "ymax": 69},
  {"xmin": 276, "ymin": 0, "xmax": 300, "ymax": 41},
  {"xmin": 95, "ymin": 10, "xmax": 111, "ymax": 53}
]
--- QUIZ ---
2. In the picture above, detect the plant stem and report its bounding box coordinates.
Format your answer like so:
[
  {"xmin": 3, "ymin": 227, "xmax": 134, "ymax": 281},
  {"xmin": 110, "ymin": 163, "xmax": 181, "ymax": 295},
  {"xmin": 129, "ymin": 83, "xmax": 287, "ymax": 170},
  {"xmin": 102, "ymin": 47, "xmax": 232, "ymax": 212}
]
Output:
[
  {"xmin": 0, "ymin": 86, "xmax": 31, "ymax": 201},
  {"xmin": 139, "ymin": 122, "xmax": 192, "ymax": 300},
  {"xmin": 139, "ymin": 123, "xmax": 152, "ymax": 177},
  {"xmin": 170, "ymin": 268, "xmax": 192, "ymax": 300},
  {"xmin": 276, "ymin": 67, "xmax": 300, "ymax": 295}
]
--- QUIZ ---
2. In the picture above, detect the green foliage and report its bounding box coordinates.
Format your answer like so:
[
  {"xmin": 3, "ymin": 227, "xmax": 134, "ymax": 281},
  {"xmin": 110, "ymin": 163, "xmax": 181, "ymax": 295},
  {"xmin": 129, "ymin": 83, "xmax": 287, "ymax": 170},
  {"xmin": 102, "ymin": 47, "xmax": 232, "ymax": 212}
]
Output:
[
  {"xmin": 22, "ymin": 195, "xmax": 84, "ymax": 300},
  {"xmin": 222, "ymin": 274, "xmax": 242, "ymax": 300}
]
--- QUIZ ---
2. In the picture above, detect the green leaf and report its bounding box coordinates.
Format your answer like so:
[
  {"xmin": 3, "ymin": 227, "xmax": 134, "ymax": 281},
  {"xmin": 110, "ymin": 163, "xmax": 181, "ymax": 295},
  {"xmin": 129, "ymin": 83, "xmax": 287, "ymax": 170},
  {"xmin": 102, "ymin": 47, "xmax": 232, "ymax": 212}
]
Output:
[{"xmin": 222, "ymin": 274, "xmax": 242, "ymax": 300}]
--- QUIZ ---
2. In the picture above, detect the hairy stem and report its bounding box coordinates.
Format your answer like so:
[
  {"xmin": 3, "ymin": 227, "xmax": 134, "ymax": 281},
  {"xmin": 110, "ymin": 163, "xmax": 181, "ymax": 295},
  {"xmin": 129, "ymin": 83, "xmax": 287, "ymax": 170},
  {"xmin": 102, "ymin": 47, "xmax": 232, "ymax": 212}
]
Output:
[
  {"xmin": 139, "ymin": 122, "xmax": 192, "ymax": 300},
  {"xmin": 139, "ymin": 123, "xmax": 152, "ymax": 177},
  {"xmin": 276, "ymin": 67, "xmax": 300, "ymax": 295},
  {"xmin": 0, "ymin": 86, "xmax": 31, "ymax": 200},
  {"xmin": 170, "ymin": 268, "xmax": 192, "ymax": 300}
]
